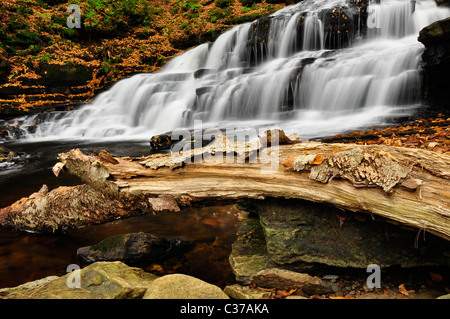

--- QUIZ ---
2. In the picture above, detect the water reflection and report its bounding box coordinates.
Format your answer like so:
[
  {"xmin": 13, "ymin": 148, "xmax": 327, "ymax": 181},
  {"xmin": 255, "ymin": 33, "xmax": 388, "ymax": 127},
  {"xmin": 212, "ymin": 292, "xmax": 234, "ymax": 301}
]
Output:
[{"xmin": 0, "ymin": 204, "xmax": 243, "ymax": 289}]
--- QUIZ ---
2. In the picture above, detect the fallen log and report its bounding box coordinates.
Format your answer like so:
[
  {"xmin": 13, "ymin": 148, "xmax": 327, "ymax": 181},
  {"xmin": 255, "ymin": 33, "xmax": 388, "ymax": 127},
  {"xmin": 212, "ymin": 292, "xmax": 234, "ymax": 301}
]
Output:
[
  {"xmin": 1, "ymin": 132, "xmax": 449, "ymax": 240},
  {"xmin": 0, "ymin": 184, "xmax": 151, "ymax": 232}
]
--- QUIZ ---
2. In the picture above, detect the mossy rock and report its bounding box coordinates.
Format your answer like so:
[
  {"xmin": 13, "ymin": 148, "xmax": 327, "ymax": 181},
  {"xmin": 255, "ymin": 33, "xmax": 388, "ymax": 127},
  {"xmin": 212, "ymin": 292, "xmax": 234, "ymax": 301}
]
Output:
[
  {"xmin": 0, "ymin": 262, "xmax": 158, "ymax": 299},
  {"xmin": 418, "ymin": 17, "xmax": 450, "ymax": 46},
  {"xmin": 143, "ymin": 274, "xmax": 229, "ymax": 299},
  {"xmin": 253, "ymin": 198, "xmax": 450, "ymax": 269},
  {"xmin": 77, "ymin": 232, "xmax": 192, "ymax": 266}
]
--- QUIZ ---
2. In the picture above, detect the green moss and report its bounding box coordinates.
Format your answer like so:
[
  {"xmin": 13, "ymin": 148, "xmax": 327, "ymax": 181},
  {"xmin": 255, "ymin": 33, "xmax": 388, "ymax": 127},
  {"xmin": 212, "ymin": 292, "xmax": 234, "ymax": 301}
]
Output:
[
  {"xmin": 215, "ymin": 0, "xmax": 233, "ymax": 8},
  {"xmin": 90, "ymin": 235, "xmax": 126, "ymax": 253}
]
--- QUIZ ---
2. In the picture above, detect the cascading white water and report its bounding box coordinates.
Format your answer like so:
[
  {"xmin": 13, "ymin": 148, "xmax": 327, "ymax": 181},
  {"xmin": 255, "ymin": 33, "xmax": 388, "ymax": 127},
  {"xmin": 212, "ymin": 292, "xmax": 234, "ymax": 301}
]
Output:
[
  {"xmin": 17, "ymin": 0, "xmax": 450, "ymax": 141},
  {"xmin": 303, "ymin": 12, "xmax": 324, "ymax": 51}
]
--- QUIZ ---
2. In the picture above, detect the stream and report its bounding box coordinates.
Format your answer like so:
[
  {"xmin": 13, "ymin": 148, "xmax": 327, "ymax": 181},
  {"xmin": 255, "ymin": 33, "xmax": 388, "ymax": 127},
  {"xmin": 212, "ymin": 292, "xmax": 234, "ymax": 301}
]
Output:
[
  {"xmin": 0, "ymin": 140, "xmax": 243, "ymax": 289},
  {"xmin": 0, "ymin": 0, "xmax": 449, "ymax": 293}
]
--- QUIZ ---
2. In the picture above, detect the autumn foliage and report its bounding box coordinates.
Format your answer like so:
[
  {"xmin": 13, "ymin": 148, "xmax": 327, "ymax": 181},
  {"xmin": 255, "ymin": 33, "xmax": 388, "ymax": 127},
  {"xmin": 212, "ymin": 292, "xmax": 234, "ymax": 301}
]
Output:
[
  {"xmin": 0, "ymin": 0, "xmax": 286, "ymax": 116},
  {"xmin": 322, "ymin": 116, "xmax": 450, "ymax": 154}
]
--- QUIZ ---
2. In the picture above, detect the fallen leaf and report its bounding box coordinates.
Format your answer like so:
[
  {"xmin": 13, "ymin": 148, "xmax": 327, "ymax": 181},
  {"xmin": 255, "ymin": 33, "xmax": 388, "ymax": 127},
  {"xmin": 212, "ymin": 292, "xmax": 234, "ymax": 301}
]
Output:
[
  {"xmin": 309, "ymin": 154, "xmax": 324, "ymax": 165},
  {"xmin": 399, "ymin": 284, "xmax": 409, "ymax": 296},
  {"xmin": 276, "ymin": 289, "xmax": 297, "ymax": 298},
  {"xmin": 282, "ymin": 155, "xmax": 296, "ymax": 168}
]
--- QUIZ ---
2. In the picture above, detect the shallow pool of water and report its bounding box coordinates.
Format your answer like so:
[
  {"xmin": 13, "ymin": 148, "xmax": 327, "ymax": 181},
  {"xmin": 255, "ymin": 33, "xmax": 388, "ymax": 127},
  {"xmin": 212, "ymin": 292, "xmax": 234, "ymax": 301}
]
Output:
[{"xmin": 0, "ymin": 140, "xmax": 243, "ymax": 289}]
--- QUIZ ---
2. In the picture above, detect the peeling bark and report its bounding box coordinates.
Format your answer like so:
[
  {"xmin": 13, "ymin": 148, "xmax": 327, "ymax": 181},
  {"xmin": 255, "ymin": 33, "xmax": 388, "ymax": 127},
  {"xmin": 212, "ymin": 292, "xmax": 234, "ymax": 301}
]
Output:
[
  {"xmin": 1, "ymin": 135, "xmax": 449, "ymax": 239},
  {"xmin": 0, "ymin": 184, "xmax": 150, "ymax": 232}
]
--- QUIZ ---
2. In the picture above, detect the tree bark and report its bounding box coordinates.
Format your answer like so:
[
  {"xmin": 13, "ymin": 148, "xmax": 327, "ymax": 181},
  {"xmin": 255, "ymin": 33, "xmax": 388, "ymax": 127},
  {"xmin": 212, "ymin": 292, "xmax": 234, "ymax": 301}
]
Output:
[{"xmin": 1, "ymin": 134, "xmax": 449, "ymax": 239}]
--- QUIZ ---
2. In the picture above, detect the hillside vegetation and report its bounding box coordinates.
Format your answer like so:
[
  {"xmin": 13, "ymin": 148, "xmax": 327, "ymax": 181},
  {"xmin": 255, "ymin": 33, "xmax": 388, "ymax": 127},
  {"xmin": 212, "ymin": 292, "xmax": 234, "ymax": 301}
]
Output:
[{"xmin": 0, "ymin": 0, "xmax": 292, "ymax": 117}]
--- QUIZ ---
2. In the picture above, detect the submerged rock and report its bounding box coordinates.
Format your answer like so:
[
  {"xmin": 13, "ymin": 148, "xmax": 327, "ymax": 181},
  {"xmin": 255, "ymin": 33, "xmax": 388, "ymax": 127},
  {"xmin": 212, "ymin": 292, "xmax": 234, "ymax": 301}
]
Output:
[{"xmin": 77, "ymin": 232, "xmax": 191, "ymax": 266}]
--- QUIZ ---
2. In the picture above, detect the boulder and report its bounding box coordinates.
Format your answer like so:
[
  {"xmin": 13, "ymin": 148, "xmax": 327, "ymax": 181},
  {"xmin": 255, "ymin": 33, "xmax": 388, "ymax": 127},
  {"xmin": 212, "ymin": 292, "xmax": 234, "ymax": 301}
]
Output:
[
  {"xmin": 223, "ymin": 284, "xmax": 272, "ymax": 299},
  {"xmin": 0, "ymin": 261, "xmax": 158, "ymax": 299},
  {"xmin": 418, "ymin": 17, "xmax": 450, "ymax": 115},
  {"xmin": 229, "ymin": 198, "xmax": 450, "ymax": 285},
  {"xmin": 77, "ymin": 232, "xmax": 191, "ymax": 266},
  {"xmin": 0, "ymin": 276, "xmax": 59, "ymax": 299},
  {"xmin": 250, "ymin": 268, "xmax": 333, "ymax": 295},
  {"xmin": 142, "ymin": 274, "xmax": 229, "ymax": 299},
  {"xmin": 253, "ymin": 198, "xmax": 450, "ymax": 268},
  {"xmin": 228, "ymin": 214, "xmax": 284, "ymax": 284}
]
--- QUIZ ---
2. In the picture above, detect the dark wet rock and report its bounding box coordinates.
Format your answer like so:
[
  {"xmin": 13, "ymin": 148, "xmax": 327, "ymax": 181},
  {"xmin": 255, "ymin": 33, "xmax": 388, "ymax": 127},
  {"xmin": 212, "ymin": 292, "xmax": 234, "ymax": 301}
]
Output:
[
  {"xmin": 248, "ymin": 16, "xmax": 272, "ymax": 65},
  {"xmin": 149, "ymin": 129, "xmax": 217, "ymax": 151},
  {"xmin": 0, "ymin": 146, "xmax": 26, "ymax": 167},
  {"xmin": 436, "ymin": 0, "xmax": 450, "ymax": 7},
  {"xmin": 228, "ymin": 213, "xmax": 305, "ymax": 284},
  {"xmin": 246, "ymin": 2, "xmax": 363, "ymax": 66},
  {"xmin": 0, "ymin": 124, "xmax": 25, "ymax": 139},
  {"xmin": 194, "ymin": 69, "xmax": 216, "ymax": 79},
  {"xmin": 254, "ymin": 198, "xmax": 450, "ymax": 268},
  {"xmin": 229, "ymin": 198, "xmax": 450, "ymax": 284},
  {"xmin": 321, "ymin": 4, "xmax": 361, "ymax": 49},
  {"xmin": 77, "ymin": 232, "xmax": 192, "ymax": 266},
  {"xmin": 418, "ymin": 17, "xmax": 450, "ymax": 115}
]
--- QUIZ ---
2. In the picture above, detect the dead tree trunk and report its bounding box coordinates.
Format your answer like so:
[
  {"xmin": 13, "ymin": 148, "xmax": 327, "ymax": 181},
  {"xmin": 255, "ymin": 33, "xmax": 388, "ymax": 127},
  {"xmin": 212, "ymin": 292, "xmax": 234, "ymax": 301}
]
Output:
[{"xmin": 1, "ymin": 134, "xmax": 449, "ymax": 239}]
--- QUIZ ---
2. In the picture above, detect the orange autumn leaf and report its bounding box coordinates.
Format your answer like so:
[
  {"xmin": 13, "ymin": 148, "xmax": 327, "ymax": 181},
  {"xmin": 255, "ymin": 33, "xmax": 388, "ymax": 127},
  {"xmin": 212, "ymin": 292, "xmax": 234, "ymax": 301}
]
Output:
[
  {"xmin": 310, "ymin": 155, "xmax": 324, "ymax": 165},
  {"xmin": 282, "ymin": 155, "xmax": 296, "ymax": 168},
  {"xmin": 276, "ymin": 289, "xmax": 297, "ymax": 297},
  {"xmin": 398, "ymin": 284, "xmax": 409, "ymax": 296}
]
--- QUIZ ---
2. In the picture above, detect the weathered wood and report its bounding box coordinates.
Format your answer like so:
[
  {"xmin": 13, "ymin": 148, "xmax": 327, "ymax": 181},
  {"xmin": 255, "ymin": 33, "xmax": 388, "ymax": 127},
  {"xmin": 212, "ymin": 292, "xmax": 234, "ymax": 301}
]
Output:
[
  {"xmin": 52, "ymin": 134, "xmax": 450, "ymax": 240},
  {"xmin": 0, "ymin": 183, "xmax": 153, "ymax": 232},
  {"xmin": 1, "ymin": 133, "xmax": 449, "ymax": 239}
]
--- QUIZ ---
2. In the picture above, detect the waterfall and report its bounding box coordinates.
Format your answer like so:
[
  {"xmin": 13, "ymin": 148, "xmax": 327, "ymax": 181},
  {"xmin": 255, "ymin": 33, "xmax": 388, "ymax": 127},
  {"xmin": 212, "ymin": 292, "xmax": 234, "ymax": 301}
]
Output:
[
  {"xmin": 16, "ymin": 0, "xmax": 450, "ymax": 141},
  {"xmin": 303, "ymin": 12, "xmax": 324, "ymax": 51}
]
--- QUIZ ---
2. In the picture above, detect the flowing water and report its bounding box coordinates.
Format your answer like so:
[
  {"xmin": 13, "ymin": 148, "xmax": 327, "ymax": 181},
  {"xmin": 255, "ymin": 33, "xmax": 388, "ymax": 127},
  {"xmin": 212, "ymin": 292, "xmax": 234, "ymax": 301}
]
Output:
[
  {"xmin": 7, "ymin": 0, "xmax": 449, "ymax": 142},
  {"xmin": 0, "ymin": 0, "xmax": 449, "ymax": 289}
]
